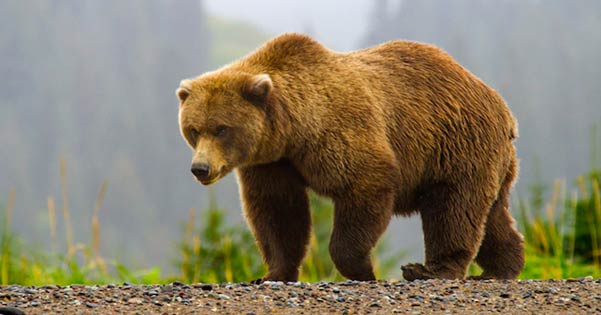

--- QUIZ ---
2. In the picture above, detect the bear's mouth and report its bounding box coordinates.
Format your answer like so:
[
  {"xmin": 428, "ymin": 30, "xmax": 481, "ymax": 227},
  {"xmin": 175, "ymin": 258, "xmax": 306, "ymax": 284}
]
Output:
[
  {"xmin": 194, "ymin": 165, "xmax": 231, "ymax": 186},
  {"xmin": 197, "ymin": 174, "xmax": 221, "ymax": 186},
  {"xmin": 199, "ymin": 179, "xmax": 216, "ymax": 185}
]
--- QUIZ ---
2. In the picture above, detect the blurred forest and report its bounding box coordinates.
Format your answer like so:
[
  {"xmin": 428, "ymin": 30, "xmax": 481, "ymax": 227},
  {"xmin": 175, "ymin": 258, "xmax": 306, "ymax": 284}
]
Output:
[
  {"xmin": 0, "ymin": 0, "xmax": 215, "ymax": 268},
  {"xmin": 1, "ymin": 0, "xmax": 600, "ymax": 273}
]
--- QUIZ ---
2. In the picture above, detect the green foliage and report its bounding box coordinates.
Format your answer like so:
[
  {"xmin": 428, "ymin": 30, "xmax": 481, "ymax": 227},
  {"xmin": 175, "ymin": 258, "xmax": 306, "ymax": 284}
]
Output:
[
  {"xmin": 4, "ymin": 166, "xmax": 601, "ymax": 284},
  {"xmin": 177, "ymin": 204, "xmax": 265, "ymax": 283},
  {"xmin": 0, "ymin": 185, "xmax": 165, "ymax": 286},
  {"xmin": 177, "ymin": 193, "xmax": 405, "ymax": 283},
  {"xmin": 1, "ymin": 216, "xmax": 24, "ymax": 285},
  {"xmin": 517, "ymin": 169, "xmax": 601, "ymax": 279},
  {"xmin": 572, "ymin": 171, "xmax": 601, "ymax": 263}
]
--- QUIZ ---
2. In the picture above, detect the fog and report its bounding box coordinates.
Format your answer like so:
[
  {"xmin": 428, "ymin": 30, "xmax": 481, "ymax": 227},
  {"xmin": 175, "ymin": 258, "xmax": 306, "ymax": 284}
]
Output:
[
  {"xmin": 1, "ymin": 0, "xmax": 600, "ymax": 275},
  {"xmin": 206, "ymin": 0, "xmax": 372, "ymax": 51}
]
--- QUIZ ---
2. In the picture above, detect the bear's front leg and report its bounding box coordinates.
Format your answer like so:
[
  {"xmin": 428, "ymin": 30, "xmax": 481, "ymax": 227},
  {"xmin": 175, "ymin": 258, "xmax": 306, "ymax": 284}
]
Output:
[
  {"xmin": 330, "ymin": 187, "xmax": 394, "ymax": 281},
  {"xmin": 237, "ymin": 160, "xmax": 310, "ymax": 283}
]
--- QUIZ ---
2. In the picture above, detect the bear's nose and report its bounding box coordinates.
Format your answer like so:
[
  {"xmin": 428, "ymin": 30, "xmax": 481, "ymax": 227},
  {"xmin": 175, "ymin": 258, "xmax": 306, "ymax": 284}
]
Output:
[{"xmin": 191, "ymin": 163, "xmax": 210, "ymax": 181}]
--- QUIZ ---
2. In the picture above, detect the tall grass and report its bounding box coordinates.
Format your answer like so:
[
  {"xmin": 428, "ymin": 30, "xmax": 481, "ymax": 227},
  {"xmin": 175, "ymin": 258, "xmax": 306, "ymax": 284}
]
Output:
[
  {"xmin": 517, "ymin": 170, "xmax": 601, "ymax": 279},
  {"xmin": 3, "ymin": 159, "xmax": 601, "ymax": 285},
  {"xmin": 0, "ymin": 158, "xmax": 162, "ymax": 285},
  {"xmin": 177, "ymin": 193, "xmax": 405, "ymax": 283},
  {"xmin": 1, "ymin": 188, "xmax": 16, "ymax": 285},
  {"xmin": 1, "ymin": 161, "xmax": 405, "ymax": 285}
]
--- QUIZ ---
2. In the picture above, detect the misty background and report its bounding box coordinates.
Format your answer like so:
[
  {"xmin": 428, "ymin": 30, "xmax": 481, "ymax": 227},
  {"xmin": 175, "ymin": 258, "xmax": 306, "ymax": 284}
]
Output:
[{"xmin": 1, "ymin": 0, "xmax": 600, "ymax": 276}]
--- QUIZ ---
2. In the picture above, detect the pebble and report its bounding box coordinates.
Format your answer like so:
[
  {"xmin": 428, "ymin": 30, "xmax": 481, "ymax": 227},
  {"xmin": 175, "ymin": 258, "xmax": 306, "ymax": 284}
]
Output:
[
  {"xmin": 218, "ymin": 294, "xmax": 231, "ymax": 300},
  {"xmin": 85, "ymin": 302, "xmax": 98, "ymax": 308},
  {"xmin": 0, "ymin": 279, "xmax": 598, "ymax": 313},
  {"xmin": 146, "ymin": 290, "xmax": 159, "ymax": 296},
  {"xmin": 127, "ymin": 297, "xmax": 144, "ymax": 304},
  {"xmin": 0, "ymin": 307, "xmax": 26, "ymax": 315},
  {"xmin": 287, "ymin": 298, "xmax": 298, "ymax": 304},
  {"xmin": 293, "ymin": 282, "xmax": 305, "ymax": 288}
]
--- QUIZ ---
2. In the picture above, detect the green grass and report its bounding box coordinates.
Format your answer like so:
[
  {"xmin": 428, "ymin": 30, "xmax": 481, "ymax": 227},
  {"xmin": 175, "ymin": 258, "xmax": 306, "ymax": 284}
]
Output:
[
  {"xmin": 0, "ymin": 160, "xmax": 404, "ymax": 285},
  {"xmin": 2, "ymin": 163, "xmax": 601, "ymax": 285},
  {"xmin": 0, "ymin": 173, "xmax": 164, "ymax": 286},
  {"xmin": 176, "ymin": 193, "xmax": 405, "ymax": 283},
  {"xmin": 516, "ymin": 169, "xmax": 601, "ymax": 279}
]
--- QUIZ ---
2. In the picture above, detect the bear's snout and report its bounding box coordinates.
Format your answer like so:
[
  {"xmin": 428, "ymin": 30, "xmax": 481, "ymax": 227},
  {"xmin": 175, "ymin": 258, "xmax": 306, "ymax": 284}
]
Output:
[{"xmin": 191, "ymin": 163, "xmax": 210, "ymax": 182}]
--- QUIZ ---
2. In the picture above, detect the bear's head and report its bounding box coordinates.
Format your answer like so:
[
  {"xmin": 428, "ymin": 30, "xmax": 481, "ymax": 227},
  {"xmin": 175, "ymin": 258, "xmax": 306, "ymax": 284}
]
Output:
[{"xmin": 177, "ymin": 71, "xmax": 276, "ymax": 185}]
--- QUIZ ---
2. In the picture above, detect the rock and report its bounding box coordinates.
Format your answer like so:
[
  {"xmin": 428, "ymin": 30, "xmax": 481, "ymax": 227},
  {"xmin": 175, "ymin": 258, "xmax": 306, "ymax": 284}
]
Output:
[
  {"xmin": 218, "ymin": 294, "xmax": 231, "ymax": 300},
  {"xmin": 0, "ymin": 307, "xmax": 26, "ymax": 315},
  {"xmin": 127, "ymin": 297, "xmax": 144, "ymax": 304},
  {"xmin": 146, "ymin": 290, "xmax": 159, "ymax": 296},
  {"xmin": 85, "ymin": 302, "xmax": 98, "ymax": 308}
]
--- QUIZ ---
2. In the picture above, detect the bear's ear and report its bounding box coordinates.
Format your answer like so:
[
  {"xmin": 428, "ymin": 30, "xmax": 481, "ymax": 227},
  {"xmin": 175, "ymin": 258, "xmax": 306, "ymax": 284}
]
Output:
[
  {"xmin": 176, "ymin": 80, "xmax": 192, "ymax": 103},
  {"xmin": 242, "ymin": 74, "xmax": 272, "ymax": 105}
]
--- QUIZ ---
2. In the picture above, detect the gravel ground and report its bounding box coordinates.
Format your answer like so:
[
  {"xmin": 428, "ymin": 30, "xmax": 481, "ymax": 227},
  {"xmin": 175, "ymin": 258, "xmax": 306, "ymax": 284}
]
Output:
[{"xmin": 1, "ymin": 278, "xmax": 600, "ymax": 314}]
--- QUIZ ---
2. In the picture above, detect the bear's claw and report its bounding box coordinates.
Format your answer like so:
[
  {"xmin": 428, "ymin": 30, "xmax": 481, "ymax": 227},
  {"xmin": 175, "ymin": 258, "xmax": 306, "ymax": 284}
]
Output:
[
  {"xmin": 401, "ymin": 263, "xmax": 436, "ymax": 281},
  {"xmin": 250, "ymin": 278, "xmax": 264, "ymax": 285}
]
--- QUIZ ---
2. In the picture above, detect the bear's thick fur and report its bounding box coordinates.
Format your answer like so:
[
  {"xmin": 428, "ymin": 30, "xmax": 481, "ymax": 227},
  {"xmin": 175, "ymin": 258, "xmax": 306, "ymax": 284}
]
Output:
[{"xmin": 176, "ymin": 33, "xmax": 524, "ymax": 281}]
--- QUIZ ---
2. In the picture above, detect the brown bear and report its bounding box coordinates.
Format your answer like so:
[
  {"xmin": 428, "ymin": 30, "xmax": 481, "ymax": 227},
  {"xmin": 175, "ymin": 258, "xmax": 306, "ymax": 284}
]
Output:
[{"xmin": 176, "ymin": 33, "xmax": 524, "ymax": 282}]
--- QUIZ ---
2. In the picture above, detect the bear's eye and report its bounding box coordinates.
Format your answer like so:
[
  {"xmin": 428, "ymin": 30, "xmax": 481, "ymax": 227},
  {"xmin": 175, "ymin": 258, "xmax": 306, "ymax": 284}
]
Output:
[
  {"xmin": 189, "ymin": 129, "xmax": 200, "ymax": 144},
  {"xmin": 215, "ymin": 125, "xmax": 229, "ymax": 137}
]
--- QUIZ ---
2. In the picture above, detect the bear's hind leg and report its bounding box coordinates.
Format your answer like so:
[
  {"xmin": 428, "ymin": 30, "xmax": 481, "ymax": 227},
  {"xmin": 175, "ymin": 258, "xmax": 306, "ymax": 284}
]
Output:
[
  {"xmin": 471, "ymin": 163, "xmax": 524, "ymax": 279},
  {"xmin": 238, "ymin": 160, "xmax": 311, "ymax": 282},
  {"xmin": 402, "ymin": 182, "xmax": 495, "ymax": 280}
]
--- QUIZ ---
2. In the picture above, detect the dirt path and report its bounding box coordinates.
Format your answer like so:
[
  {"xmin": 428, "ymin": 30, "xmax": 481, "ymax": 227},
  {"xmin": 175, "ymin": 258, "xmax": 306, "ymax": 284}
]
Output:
[{"xmin": 1, "ymin": 279, "xmax": 600, "ymax": 314}]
